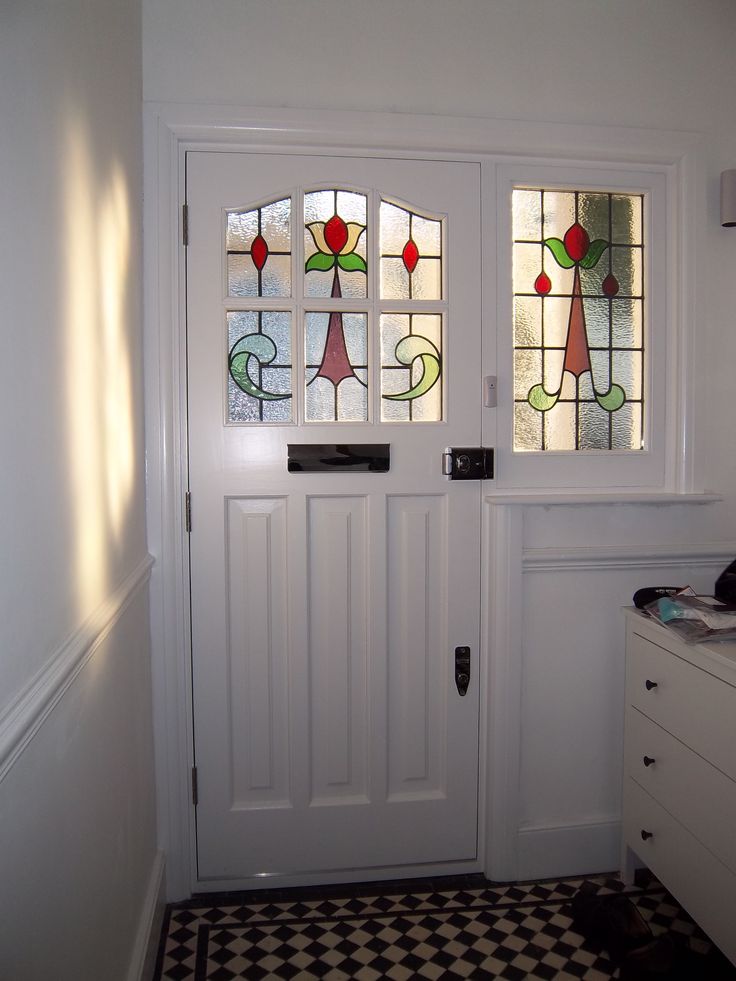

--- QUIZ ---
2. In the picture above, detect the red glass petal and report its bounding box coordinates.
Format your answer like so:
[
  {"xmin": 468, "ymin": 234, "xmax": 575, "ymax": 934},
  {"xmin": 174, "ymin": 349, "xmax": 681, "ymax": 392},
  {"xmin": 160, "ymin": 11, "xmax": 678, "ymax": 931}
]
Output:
[
  {"xmin": 315, "ymin": 270, "xmax": 358, "ymax": 386},
  {"xmin": 563, "ymin": 222, "xmax": 590, "ymax": 263},
  {"xmin": 251, "ymin": 234, "xmax": 269, "ymax": 271},
  {"xmin": 562, "ymin": 267, "xmax": 592, "ymax": 378},
  {"xmin": 602, "ymin": 272, "xmax": 620, "ymax": 297},
  {"xmin": 324, "ymin": 215, "xmax": 349, "ymax": 255},
  {"xmin": 534, "ymin": 271, "xmax": 552, "ymax": 295},
  {"xmin": 402, "ymin": 239, "xmax": 420, "ymax": 274}
]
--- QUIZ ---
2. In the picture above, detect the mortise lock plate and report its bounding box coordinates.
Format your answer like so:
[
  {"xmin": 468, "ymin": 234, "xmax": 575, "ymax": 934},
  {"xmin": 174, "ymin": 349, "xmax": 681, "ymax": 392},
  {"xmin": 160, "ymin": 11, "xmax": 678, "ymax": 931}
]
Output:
[
  {"xmin": 442, "ymin": 447, "xmax": 494, "ymax": 480},
  {"xmin": 455, "ymin": 646, "xmax": 471, "ymax": 696}
]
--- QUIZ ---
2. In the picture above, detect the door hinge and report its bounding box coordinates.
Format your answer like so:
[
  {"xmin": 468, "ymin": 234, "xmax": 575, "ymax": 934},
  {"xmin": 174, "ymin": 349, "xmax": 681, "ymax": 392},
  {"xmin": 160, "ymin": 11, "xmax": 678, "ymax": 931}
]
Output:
[
  {"xmin": 191, "ymin": 766, "xmax": 198, "ymax": 806},
  {"xmin": 182, "ymin": 203, "xmax": 189, "ymax": 246},
  {"xmin": 185, "ymin": 491, "xmax": 192, "ymax": 532}
]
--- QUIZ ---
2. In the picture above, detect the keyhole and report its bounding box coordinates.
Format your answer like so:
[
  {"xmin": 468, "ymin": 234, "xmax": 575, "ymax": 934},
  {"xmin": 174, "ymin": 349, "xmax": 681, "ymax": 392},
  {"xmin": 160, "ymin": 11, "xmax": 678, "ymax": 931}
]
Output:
[{"xmin": 457, "ymin": 454, "xmax": 471, "ymax": 474}]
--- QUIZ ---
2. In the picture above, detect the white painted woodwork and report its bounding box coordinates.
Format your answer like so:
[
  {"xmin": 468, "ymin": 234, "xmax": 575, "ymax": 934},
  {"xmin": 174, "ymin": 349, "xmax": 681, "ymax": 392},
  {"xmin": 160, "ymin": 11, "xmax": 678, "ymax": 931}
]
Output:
[
  {"xmin": 621, "ymin": 612, "xmax": 736, "ymax": 965},
  {"xmin": 308, "ymin": 496, "xmax": 368, "ymax": 805},
  {"xmin": 187, "ymin": 151, "xmax": 482, "ymax": 884},
  {"xmin": 227, "ymin": 498, "xmax": 289, "ymax": 807}
]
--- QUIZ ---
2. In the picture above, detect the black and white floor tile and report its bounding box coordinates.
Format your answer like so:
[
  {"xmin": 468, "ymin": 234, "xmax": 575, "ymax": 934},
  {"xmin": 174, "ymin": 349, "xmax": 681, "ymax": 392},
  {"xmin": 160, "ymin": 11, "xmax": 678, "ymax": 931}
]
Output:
[{"xmin": 153, "ymin": 872, "xmax": 720, "ymax": 980}]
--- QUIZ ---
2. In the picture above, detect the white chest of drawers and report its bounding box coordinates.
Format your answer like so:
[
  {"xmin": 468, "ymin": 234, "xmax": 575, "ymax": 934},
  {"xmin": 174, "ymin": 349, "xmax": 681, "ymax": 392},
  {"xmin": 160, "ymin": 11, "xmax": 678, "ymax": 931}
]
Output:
[{"xmin": 621, "ymin": 609, "xmax": 736, "ymax": 964}]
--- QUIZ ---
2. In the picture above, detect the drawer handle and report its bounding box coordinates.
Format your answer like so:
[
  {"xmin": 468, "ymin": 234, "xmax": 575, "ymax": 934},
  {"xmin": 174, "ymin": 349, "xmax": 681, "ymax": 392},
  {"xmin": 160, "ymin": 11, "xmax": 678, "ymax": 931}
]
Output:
[
  {"xmin": 645, "ymin": 679, "xmax": 658, "ymax": 691},
  {"xmin": 640, "ymin": 829, "xmax": 654, "ymax": 841},
  {"xmin": 643, "ymin": 756, "xmax": 656, "ymax": 767}
]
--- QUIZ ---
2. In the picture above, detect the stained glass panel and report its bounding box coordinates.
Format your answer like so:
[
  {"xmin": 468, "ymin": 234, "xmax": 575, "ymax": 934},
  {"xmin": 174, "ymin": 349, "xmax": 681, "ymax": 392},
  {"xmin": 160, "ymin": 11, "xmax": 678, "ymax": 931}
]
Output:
[
  {"xmin": 305, "ymin": 311, "xmax": 368, "ymax": 422},
  {"xmin": 380, "ymin": 201, "xmax": 442, "ymax": 300},
  {"xmin": 227, "ymin": 198, "xmax": 291, "ymax": 297},
  {"xmin": 227, "ymin": 311, "xmax": 293, "ymax": 422},
  {"xmin": 304, "ymin": 190, "xmax": 367, "ymax": 298},
  {"xmin": 380, "ymin": 313, "xmax": 442, "ymax": 422},
  {"xmin": 512, "ymin": 187, "xmax": 645, "ymax": 451},
  {"xmin": 224, "ymin": 187, "xmax": 450, "ymax": 426}
]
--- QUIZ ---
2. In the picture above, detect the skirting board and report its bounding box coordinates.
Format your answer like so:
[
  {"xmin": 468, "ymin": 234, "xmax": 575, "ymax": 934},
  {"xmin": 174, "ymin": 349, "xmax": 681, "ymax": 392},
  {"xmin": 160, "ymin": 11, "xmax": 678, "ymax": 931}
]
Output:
[
  {"xmin": 516, "ymin": 819, "xmax": 620, "ymax": 882},
  {"xmin": 128, "ymin": 850, "xmax": 166, "ymax": 981}
]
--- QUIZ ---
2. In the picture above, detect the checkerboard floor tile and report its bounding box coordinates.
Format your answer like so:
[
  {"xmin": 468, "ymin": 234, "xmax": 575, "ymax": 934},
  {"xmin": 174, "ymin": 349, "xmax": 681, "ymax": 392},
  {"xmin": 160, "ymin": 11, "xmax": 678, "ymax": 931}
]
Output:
[{"xmin": 153, "ymin": 873, "xmax": 728, "ymax": 980}]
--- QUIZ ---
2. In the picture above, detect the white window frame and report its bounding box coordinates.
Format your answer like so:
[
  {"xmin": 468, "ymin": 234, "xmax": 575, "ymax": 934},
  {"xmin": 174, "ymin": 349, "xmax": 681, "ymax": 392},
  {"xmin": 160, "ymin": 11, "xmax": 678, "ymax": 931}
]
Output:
[{"xmin": 494, "ymin": 162, "xmax": 674, "ymax": 492}]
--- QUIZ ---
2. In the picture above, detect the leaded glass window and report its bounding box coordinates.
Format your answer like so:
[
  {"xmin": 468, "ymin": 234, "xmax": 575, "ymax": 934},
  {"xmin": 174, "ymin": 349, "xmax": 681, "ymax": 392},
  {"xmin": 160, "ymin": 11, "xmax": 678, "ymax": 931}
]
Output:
[
  {"xmin": 225, "ymin": 188, "xmax": 445, "ymax": 425},
  {"xmin": 227, "ymin": 197, "xmax": 292, "ymax": 297},
  {"xmin": 512, "ymin": 187, "xmax": 644, "ymax": 452}
]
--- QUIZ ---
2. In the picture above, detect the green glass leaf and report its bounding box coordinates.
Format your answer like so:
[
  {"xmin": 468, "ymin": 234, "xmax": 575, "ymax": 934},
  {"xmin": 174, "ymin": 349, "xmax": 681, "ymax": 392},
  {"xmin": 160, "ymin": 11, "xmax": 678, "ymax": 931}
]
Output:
[
  {"xmin": 580, "ymin": 239, "xmax": 609, "ymax": 270},
  {"xmin": 229, "ymin": 334, "xmax": 290, "ymax": 402},
  {"xmin": 544, "ymin": 237, "xmax": 575, "ymax": 269},
  {"xmin": 528, "ymin": 384, "xmax": 560, "ymax": 411},
  {"xmin": 383, "ymin": 335, "xmax": 441, "ymax": 401},
  {"xmin": 305, "ymin": 252, "xmax": 335, "ymax": 273},
  {"xmin": 337, "ymin": 253, "xmax": 367, "ymax": 273},
  {"xmin": 595, "ymin": 383, "xmax": 626, "ymax": 412}
]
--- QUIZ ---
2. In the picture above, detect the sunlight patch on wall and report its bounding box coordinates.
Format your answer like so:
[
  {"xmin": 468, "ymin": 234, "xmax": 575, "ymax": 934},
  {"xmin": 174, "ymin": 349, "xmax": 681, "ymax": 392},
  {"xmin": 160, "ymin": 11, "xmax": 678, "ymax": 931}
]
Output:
[{"xmin": 62, "ymin": 110, "xmax": 137, "ymax": 619}]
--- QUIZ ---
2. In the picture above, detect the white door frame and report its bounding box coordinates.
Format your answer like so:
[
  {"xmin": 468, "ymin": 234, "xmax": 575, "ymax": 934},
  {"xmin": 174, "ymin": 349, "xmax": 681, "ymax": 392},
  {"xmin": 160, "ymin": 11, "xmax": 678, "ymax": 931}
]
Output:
[{"xmin": 144, "ymin": 103, "xmax": 696, "ymax": 900}]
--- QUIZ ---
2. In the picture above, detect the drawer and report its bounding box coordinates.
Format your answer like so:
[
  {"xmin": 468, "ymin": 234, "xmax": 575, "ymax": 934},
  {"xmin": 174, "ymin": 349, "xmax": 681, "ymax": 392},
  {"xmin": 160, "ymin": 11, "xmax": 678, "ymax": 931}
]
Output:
[
  {"xmin": 623, "ymin": 779, "xmax": 736, "ymax": 965},
  {"xmin": 625, "ymin": 707, "xmax": 736, "ymax": 874},
  {"xmin": 627, "ymin": 632, "xmax": 736, "ymax": 782}
]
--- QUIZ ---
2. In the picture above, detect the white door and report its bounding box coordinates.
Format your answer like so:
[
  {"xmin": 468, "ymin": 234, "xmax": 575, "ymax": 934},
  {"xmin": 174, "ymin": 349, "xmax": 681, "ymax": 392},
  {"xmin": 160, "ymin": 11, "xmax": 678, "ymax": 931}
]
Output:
[{"xmin": 186, "ymin": 150, "xmax": 483, "ymax": 885}]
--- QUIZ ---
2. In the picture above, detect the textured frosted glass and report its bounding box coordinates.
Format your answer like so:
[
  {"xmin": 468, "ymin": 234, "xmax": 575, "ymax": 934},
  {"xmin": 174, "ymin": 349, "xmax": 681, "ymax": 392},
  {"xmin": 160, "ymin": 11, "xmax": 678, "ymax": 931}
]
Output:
[
  {"xmin": 380, "ymin": 258, "xmax": 409, "ymax": 300},
  {"xmin": 535, "ymin": 350, "xmax": 575, "ymax": 399},
  {"xmin": 259, "ymin": 255, "xmax": 292, "ymax": 297},
  {"xmin": 513, "ymin": 243, "xmax": 543, "ymax": 295},
  {"xmin": 512, "ymin": 189, "xmax": 542, "ymax": 241},
  {"xmin": 514, "ymin": 296, "xmax": 542, "ymax": 347},
  {"xmin": 227, "ymin": 209, "xmax": 259, "ymax": 250},
  {"xmin": 583, "ymin": 298, "xmax": 611, "ymax": 349},
  {"xmin": 380, "ymin": 199, "xmax": 442, "ymax": 301},
  {"xmin": 514, "ymin": 349, "xmax": 542, "ymax": 400},
  {"xmin": 612, "ymin": 248, "xmax": 643, "ymax": 297},
  {"xmin": 613, "ymin": 350, "xmax": 643, "ymax": 400},
  {"xmin": 260, "ymin": 199, "xmax": 291, "ymax": 249},
  {"xmin": 412, "ymin": 215, "xmax": 441, "ymax": 255},
  {"xmin": 578, "ymin": 192, "xmax": 611, "ymax": 242},
  {"xmin": 578, "ymin": 403, "xmax": 610, "ymax": 449},
  {"xmin": 538, "ymin": 191, "xmax": 575, "ymax": 240},
  {"xmin": 305, "ymin": 267, "xmax": 367, "ymax": 298},
  {"xmin": 577, "ymin": 372, "xmax": 594, "ymax": 401},
  {"xmin": 612, "ymin": 403, "xmax": 642, "ymax": 449},
  {"xmin": 227, "ymin": 254, "xmax": 259, "ymax": 297},
  {"xmin": 227, "ymin": 310, "xmax": 292, "ymax": 423},
  {"xmin": 227, "ymin": 198, "xmax": 291, "ymax": 298},
  {"xmin": 557, "ymin": 367, "xmax": 577, "ymax": 400},
  {"xmin": 380, "ymin": 202, "xmax": 410, "ymax": 256},
  {"xmin": 380, "ymin": 313, "xmax": 442, "ymax": 422},
  {"xmin": 612, "ymin": 195, "xmax": 643, "ymax": 243},
  {"xmin": 336, "ymin": 374, "xmax": 368, "ymax": 420},
  {"xmin": 304, "ymin": 375, "xmax": 367, "ymax": 422},
  {"xmin": 589, "ymin": 351, "xmax": 611, "ymax": 393},
  {"xmin": 542, "ymin": 297, "xmax": 572, "ymax": 348},
  {"xmin": 612, "ymin": 300, "xmax": 643, "ymax": 348},
  {"xmin": 380, "ymin": 253, "xmax": 443, "ymax": 299},
  {"xmin": 545, "ymin": 402, "xmax": 576, "ymax": 450},
  {"xmin": 513, "ymin": 402, "xmax": 542, "ymax": 451},
  {"xmin": 408, "ymin": 259, "xmax": 441, "ymax": 300}
]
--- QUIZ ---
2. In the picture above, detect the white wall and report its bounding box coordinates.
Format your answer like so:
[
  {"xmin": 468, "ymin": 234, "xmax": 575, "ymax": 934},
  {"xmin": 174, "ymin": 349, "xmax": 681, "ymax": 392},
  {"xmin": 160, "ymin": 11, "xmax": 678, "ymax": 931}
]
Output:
[
  {"xmin": 0, "ymin": 1, "xmax": 158, "ymax": 976},
  {"xmin": 142, "ymin": 0, "xmax": 736, "ymax": 880}
]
